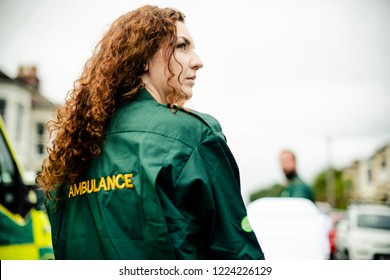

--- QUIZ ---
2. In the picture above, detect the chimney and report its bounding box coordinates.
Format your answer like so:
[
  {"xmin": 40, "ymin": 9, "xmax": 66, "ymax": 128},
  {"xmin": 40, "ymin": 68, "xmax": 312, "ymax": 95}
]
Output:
[{"xmin": 16, "ymin": 65, "xmax": 40, "ymax": 90}]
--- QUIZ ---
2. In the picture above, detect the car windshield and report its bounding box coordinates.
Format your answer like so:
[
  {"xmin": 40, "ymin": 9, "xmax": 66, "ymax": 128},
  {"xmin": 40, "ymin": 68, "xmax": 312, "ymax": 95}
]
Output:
[{"xmin": 357, "ymin": 214, "xmax": 390, "ymax": 230}]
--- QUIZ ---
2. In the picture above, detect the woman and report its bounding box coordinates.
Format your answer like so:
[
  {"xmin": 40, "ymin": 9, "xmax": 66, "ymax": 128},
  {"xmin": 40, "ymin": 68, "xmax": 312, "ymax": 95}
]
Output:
[{"xmin": 37, "ymin": 5, "xmax": 264, "ymax": 260}]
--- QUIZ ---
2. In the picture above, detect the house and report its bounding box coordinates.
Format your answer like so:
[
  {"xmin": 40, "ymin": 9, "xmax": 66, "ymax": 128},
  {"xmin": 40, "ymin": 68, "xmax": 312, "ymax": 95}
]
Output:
[
  {"xmin": 341, "ymin": 160, "xmax": 360, "ymax": 201},
  {"xmin": 0, "ymin": 66, "xmax": 58, "ymax": 177},
  {"xmin": 342, "ymin": 144, "xmax": 390, "ymax": 203}
]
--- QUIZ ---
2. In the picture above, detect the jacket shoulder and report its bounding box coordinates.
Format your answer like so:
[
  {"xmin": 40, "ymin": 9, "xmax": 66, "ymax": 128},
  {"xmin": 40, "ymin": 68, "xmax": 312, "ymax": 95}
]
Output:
[
  {"xmin": 180, "ymin": 108, "xmax": 222, "ymax": 133},
  {"xmin": 106, "ymin": 97, "xmax": 224, "ymax": 148}
]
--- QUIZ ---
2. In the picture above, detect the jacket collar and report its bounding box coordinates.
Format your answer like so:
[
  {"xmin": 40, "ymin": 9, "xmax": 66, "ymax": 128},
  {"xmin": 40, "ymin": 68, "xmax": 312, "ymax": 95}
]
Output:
[{"xmin": 136, "ymin": 87, "xmax": 158, "ymax": 103}]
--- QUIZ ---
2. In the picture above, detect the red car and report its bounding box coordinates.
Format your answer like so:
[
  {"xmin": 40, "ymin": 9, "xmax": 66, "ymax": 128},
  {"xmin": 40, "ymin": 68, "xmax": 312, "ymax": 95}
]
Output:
[{"xmin": 328, "ymin": 211, "xmax": 345, "ymax": 259}]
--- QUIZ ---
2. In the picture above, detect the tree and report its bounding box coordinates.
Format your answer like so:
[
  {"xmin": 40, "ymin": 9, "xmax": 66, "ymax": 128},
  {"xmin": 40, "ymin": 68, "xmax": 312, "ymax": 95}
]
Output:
[
  {"xmin": 312, "ymin": 168, "xmax": 347, "ymax": 209},
  {"xmin": 249, "ymin": 168, "xmax": 348, "ymax": 209},
  {"xmin": 249, "ymin": 183, "xmax": 284, "ymax": 202}
]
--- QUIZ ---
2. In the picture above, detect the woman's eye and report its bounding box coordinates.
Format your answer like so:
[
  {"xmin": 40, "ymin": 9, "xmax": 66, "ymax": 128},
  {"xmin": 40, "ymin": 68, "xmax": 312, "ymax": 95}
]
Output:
[{"xmin": 177, "ymin": 43, "xmax": 187, "ymax": 50}]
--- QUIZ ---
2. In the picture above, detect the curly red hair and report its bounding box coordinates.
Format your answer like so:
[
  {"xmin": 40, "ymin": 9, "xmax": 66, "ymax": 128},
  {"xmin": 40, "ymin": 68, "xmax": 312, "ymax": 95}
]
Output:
[{"xmin": 37, "ymin": 5, "xmax": 185, "ymax": 198}]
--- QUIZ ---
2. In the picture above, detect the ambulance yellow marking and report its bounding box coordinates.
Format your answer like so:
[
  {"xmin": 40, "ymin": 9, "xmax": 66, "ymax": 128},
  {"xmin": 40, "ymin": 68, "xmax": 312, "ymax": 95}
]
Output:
[{"xmin": 68, "ymin": 174, "xmax": 134, "ymax": 198}]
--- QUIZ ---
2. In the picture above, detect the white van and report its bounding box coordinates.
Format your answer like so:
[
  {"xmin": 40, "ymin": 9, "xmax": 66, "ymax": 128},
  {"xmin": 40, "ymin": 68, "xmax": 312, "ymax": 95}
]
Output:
[{"xmin": 335, "ymin": 203, "xmax": 390, "ymax": 260}]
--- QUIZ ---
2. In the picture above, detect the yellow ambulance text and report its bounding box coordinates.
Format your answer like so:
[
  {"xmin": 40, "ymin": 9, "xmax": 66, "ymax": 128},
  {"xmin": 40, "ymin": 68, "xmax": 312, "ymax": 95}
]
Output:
[{"xmin": 68, "ymin": 174, "xmax": 134, "ymax": 198}]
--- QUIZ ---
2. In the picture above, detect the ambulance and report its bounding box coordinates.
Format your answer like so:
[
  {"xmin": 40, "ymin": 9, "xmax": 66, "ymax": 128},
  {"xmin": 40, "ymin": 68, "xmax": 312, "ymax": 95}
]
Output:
[{"xmin": 0, "ymin": 116, "xmax": 54, "ymax": 259}]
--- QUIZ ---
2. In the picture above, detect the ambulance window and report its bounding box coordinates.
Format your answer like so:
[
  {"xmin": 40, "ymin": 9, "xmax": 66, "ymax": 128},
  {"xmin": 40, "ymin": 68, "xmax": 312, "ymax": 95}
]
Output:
[
  {"xmin": 0, "ymin": 128, "xmax": 16, "ymax": 188},
  {"xmin": 1, "ymin": 126, "xmax": 19, "ymax": 211},
  {"xmin": 0, "ymin": 99, "xmax": 6, "ymax": 120}
]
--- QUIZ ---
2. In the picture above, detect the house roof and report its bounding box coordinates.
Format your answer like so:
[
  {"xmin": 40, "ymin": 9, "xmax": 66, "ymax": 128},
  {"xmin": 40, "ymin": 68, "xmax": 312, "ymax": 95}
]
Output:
[
  {"xmin": 31, "ymin": 90, "xmax": 58, "ymax": 110},
  {"xmin": 0, "ymin": 68, "xmax": 59, "ymax": 110}
]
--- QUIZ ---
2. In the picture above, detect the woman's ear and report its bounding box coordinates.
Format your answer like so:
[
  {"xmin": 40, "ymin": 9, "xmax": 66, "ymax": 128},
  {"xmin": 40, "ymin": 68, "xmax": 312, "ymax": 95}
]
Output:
[{"xmin": 144, "ymin": 62, "xmax": 149, "ymax": 72}]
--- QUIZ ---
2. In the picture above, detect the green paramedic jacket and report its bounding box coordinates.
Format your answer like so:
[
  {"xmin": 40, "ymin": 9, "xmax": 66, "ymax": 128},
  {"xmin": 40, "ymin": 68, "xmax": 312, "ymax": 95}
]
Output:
[{"xmin": 46, "ymin": 88, "xmax": 265, "ymax": 260}]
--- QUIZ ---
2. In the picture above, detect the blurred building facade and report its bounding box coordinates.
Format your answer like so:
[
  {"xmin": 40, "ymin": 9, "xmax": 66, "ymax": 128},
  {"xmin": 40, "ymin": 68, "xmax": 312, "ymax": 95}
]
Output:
[
  {"xmin": 342, "ymin": 144, "xmax": 390, "ymax": 203},
  {"xmin": 0, "ymin": 66, "xmax": 58, "ymax": 177}
]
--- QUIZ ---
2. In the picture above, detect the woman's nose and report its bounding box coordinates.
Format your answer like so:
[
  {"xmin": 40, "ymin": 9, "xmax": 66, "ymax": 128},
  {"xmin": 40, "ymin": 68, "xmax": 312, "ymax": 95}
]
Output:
[{"xmin": 191, "ymin": 51, "xmax": 203, "ymax": 70}]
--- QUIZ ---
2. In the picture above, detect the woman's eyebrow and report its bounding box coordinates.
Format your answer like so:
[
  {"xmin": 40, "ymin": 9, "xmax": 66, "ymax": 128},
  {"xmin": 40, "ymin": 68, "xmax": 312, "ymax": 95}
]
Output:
[{"xmin": 177, "ymin": 36, "xmax": 192, "ymax": 46}]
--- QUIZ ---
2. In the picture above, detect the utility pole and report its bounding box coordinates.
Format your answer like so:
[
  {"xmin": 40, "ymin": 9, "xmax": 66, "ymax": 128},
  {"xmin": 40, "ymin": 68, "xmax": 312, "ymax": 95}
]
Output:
[{"xmin": 326, "ymin": 136, "xmax": 335, "ymax": 207}]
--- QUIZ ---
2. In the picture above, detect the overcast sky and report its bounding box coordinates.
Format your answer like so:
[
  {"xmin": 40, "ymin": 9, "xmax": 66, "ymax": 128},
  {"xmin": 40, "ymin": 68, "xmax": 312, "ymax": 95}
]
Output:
[{"xmin": 1, "ymin": 0, "xmax": 390, "ymax": 202}]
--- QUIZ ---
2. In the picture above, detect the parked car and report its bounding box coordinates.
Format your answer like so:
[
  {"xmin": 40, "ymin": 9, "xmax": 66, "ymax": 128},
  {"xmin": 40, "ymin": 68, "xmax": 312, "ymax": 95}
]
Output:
[
  {"xmin": 315, "ymin": 202, "xmax": 345, "ymax": 259},
  {"xmin": 335, "ymin": 203, "xmax": 390, "ymax": 260},
  {"xmin": 327, "ymin": 210, "xmax": 345, "ymax": 259},
  {"xmin": 0, "ymin": 116, "xmax": 54, "ymax": 259}
]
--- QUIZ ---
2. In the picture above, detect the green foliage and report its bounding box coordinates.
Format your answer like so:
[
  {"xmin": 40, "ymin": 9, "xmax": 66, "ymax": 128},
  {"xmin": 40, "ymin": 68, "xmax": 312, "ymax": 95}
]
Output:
[
  {"xmin": 249, "ymin": 168, "xmax": 348, "ymax": 209},
  {"xmin": 249, "ymin": 183, "xmax": 284, "ymax": 202},
  {"xmin": 312, "ymin": 170, "xmax": 327, "ymax": 202},
  {"xmin": 312, "ymin": 168, "xmax": 348, "ymax": 209}
]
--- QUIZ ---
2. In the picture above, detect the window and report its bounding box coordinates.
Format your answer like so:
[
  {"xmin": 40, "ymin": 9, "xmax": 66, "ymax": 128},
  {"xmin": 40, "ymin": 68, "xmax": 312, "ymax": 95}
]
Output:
[
  {"xmin": 380, "ymin": 157, "xmax": 388, "ymax": 183},
  {"xmin": 37, "ymin": 144, "xmax": 45, "ymax": 155},
  {"xmin": 36, "ymin": 123, "xmax": 46, "ymax": 155},
  {"xmin": 0, "ymin": 99, "xmax": 6, "ymax": 121},
  {"xmin": 367, "ymin": 169, "xmax": 372, "ymax": 184},
  {"xmin": 16, "ymin": 104, "xmax": 23, "ymax": 142},
  {"xmin": 36, "ymin": 122, "xmax": 45, "ymax": 136},
  {"xmin": 358, "ymin": 214, "xmax": 390, "ymax": 231},
  {"xmin": 0, "ymin": 126, "xmax": 15, "ymax": 188},
  {"xmin": 0, "ymin": 122, "xmax": 23, "ymax": 213}
]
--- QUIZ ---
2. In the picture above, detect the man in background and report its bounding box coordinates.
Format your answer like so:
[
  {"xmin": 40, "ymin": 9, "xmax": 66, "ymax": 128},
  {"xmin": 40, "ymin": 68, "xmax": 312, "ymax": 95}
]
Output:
[{"xmin": 279, "ymin": 149, "xmax": 315, "ymax": 203}]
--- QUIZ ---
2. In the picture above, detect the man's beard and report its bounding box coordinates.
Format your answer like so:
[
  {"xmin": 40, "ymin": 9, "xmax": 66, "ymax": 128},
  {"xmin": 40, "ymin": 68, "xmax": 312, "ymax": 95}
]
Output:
[{"xmin": 284, "ymin": 170, "xmax": 297, "ymax": 181}]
